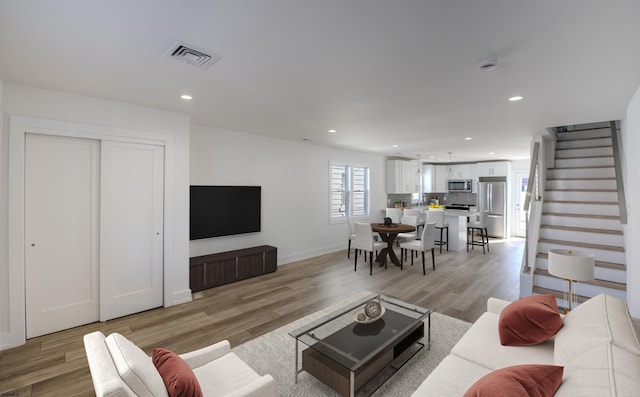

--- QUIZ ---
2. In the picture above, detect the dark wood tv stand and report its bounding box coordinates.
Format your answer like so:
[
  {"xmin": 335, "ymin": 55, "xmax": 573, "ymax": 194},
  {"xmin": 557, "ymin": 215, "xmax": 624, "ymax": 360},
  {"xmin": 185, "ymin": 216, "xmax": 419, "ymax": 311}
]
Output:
[{"xmin": 189, "ymin": 245, "xmax": 277, "ymax": 292}]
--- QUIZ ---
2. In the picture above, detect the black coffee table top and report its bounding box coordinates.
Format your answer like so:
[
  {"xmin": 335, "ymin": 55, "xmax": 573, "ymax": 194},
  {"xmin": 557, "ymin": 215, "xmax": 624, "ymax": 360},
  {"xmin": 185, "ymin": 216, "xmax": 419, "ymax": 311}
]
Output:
[{"xmin": 290, "ymin": 294, "xmax": 432, "ymax": 371}]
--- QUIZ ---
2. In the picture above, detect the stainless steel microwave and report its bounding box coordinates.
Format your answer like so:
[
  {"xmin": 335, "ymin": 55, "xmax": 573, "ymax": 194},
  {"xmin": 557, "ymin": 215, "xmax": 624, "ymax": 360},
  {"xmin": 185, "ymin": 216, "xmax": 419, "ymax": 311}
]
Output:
[{"xmin": 447, "ymin": 179, "xmax": 473, "ymax": 192}]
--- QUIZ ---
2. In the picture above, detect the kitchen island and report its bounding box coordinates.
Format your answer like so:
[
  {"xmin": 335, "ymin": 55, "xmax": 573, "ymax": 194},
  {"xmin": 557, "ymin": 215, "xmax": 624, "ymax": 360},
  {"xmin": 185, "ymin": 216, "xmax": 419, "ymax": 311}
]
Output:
[
  {"xmin": 442, "ymin": 209, "xmax": 478, "ymax": 251},
  {"xmin": 379, "ymin": 207, "xmax": 478, "ymax": 251}
]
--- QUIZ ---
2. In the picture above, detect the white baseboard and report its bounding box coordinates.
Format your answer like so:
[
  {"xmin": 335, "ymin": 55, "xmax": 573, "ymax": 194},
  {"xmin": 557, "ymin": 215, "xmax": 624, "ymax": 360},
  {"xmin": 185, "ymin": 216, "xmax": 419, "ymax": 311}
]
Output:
[
  {"xmin": 278, "ymin": 243, "xmax": 345, "ymax": 266},
  {"xmin": 171, "ymin": 289, "xmax": 193, "ymax": 306},
  {"xmin": 0, "ymin": 331, "xmax": 25, "ymax": 352}
]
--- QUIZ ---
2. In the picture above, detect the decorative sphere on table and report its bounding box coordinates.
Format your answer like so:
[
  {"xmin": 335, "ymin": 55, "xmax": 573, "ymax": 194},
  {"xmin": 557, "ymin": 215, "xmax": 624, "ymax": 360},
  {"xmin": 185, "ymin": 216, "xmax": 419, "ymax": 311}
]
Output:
[
  {"xmin": 364, "ymin": 300, "xmax": 382, "ymax": 318},
  {"xmin": 357, "ymin": 313, "xmax": 366, "ymax": 322}
]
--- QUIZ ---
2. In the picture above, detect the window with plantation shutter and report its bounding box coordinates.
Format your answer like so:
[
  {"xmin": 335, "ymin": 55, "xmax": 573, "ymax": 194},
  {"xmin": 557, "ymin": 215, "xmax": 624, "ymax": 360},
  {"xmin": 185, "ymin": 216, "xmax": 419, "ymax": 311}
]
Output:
[
  {"xmin": 350, "ymin": 166, "xmax": 368, "ymax": 216},
  {"xmin": 330, "ymin": 165, "xmax": 347, "ymax": 218},
  {"xmin": 329, "ymin": 163, "xmax": 370, "ymax": 223}
]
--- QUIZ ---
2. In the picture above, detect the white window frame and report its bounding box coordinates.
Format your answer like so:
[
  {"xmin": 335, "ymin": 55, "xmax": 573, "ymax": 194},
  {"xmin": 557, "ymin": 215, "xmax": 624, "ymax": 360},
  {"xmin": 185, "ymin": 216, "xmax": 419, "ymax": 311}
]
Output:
[{"xmin": 329, "ymin": 162, "xmax": 370, "ymax": 224}]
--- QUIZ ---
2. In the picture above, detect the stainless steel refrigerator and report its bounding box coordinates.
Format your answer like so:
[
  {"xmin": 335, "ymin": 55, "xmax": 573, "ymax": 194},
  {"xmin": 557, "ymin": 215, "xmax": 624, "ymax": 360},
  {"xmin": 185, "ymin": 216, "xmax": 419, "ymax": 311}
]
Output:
[{"xmin": 478, "ymin": 177, "xmax": 507, "ymax": 238}]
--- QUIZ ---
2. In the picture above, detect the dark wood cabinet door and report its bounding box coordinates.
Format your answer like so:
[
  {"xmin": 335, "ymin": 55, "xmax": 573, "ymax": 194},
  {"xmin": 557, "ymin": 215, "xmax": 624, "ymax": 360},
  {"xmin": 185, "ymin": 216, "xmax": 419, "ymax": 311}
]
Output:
[
  {"xmin": 189, "ymin": 263, "xmax": 206, "ymax": 292},
  {"xmin": 206, "ymin": 258, "xmax": 236, "ymax": 287},
  {"xmin": 237, "ymin": 253, "xmax": 264, "ymax": 280},
  {"xmin": 189, "ymin": 245, "xmax": 277, "ymax": 292}
]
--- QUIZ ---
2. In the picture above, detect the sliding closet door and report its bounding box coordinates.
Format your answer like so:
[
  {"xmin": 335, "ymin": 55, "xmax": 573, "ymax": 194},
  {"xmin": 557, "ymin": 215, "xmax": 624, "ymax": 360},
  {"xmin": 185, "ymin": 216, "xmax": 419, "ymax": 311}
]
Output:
[
  {"xmin": 100, "ymin": 141, "xmax": 164, "ymax": 321},
  {"xmin": 25, "ymin": 134, "xmax": 100, "ymax": 338}
]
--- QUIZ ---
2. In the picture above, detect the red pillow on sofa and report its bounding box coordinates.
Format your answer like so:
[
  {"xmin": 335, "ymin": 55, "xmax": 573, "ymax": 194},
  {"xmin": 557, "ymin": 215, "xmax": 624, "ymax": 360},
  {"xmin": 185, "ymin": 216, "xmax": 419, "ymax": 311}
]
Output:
[
  {"xmin": 499, "ymin": 294, "xmax": 563, "ymax": 346},
  {"xmin": 464, "ymin": 364, "xmax": 564, "ymax": 397},
  {"xmin": 152, "ymin": 348, "xmax": 203, "ymax": 397}
]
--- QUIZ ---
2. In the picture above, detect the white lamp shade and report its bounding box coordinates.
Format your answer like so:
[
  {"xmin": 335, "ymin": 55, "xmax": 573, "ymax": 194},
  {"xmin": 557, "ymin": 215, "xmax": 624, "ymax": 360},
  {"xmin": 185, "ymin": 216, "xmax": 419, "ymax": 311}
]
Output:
[{"xmin": 548, "ymin": 249, "xmax": 595, "ymax": 281}]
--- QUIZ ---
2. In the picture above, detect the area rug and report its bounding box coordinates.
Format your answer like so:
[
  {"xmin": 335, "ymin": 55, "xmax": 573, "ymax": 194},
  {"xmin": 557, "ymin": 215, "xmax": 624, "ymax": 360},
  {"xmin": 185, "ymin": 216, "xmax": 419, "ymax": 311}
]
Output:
[{"xmin": 233, "ymin": 291, "xmax": 471, "ymax": 396}]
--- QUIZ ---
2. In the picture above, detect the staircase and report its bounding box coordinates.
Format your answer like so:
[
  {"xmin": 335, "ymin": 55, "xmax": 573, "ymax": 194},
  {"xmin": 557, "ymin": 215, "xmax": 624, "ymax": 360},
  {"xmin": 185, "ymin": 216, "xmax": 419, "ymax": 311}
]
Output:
[{"xmin": 532, "ymin": 124, "xmax": 626, "ymax": 307}]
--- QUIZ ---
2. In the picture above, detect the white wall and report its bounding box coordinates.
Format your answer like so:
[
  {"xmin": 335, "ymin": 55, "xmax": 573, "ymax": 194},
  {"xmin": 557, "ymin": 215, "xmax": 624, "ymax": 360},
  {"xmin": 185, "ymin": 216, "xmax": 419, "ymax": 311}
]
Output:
[
  {"xmin": 0, "ymin": 79, "xmax": 5, "ymax": 342},
  {"xmin": 0, "ymin": 83, "xmax": 191, "ymax": 349},
  {"xmin": 510, "ymin": 159, "xmax": 530, "ymax": 237},
  {"xmin": 189, "ymin": 124, "xmax": 387, "ymax": 264},
  {"xmin": 623, "ymin": 84, "xmax": 640, "ymax": 317}
]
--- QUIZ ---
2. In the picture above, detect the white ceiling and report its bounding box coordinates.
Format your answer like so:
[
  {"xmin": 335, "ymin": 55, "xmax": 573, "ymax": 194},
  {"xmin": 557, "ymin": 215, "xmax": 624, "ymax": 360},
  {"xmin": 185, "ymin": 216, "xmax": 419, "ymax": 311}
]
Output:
[{"xmin": 1, "ymin": 1, "xmax": 639, "ymax": 163}]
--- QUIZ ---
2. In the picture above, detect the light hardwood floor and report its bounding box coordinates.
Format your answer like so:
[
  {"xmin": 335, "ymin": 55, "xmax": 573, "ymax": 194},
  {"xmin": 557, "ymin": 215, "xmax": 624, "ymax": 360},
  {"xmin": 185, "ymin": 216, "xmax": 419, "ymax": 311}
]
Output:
[{"xmin": 0, "ymin": 238, "xmax": 524, "ymax": 396}]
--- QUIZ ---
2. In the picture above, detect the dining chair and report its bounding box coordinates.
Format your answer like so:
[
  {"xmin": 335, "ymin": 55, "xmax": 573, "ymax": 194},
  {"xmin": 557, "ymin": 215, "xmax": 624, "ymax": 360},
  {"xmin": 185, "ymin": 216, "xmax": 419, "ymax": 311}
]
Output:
[
  {"xmin": 467, "ymin": 210, "xmax": 490, "ymax": 254},
  {"xmin": 347, "ymin": 217, "xmax": 377, "ymax": 259},
  {"xmin": 353, "ymin": 222, "xmax": 386, "ymax": 275},
  {"xmin": 403, "ymin": 208, "xmax": 425, "ymax": 236},
  {"xmin": 347, "ymin": 217, "xmax": 357, "ymax": 258},
  {"xmin": 397, "ymin": 215, "xmax": 418, "ymax": 246},
  {"xmin": 402, "ymin": 208, "xmax": 421, "ymax": 217},
  {"xmin": 426, "ymin": 209, "xmax": 449, "ymax": 253},
  {"xmin": 400, "ymin": 222, "xmax": 436, "ymax": 275},
  {"xmin": 385, "ymin": 208, "xmax": 402, "ymax": 223}
]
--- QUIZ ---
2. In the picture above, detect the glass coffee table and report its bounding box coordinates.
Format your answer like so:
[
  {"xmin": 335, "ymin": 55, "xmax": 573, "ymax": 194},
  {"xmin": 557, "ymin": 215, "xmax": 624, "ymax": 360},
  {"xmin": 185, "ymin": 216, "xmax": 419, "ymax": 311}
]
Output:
[{"xmin": 289, "ymin": 294, "xmax": 432, "ymax": 397}]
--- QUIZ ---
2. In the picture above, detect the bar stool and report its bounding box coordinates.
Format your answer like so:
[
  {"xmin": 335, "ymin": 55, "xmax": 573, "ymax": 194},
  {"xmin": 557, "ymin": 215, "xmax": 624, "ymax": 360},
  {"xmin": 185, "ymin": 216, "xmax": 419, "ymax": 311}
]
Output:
[
  {"xmin": 426, "ymin": 209, "xmax": 448, "ymax": 253},
  {"xmin": 467, "ymin": 210, "xmax": 490, "ymax": 254}
]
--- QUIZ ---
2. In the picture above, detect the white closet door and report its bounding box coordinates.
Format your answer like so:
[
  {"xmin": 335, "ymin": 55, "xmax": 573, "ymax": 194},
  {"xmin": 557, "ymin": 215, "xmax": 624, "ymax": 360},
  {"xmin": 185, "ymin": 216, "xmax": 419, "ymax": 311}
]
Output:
[
  {"xmin": 100, "ymin": 141, "xmax": 164, "ymax": 321},
  {"xmin": 25, "ymin": 134, "xmax": 100, "ymax": 338}
]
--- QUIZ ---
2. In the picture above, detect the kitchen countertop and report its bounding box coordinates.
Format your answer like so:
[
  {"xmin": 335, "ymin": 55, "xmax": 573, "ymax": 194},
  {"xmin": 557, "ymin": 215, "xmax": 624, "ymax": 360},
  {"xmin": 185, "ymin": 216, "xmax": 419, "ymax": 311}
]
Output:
[
  {"xmin": 444, "ymin": 209, "xmax": 478, "ymax": 216},
  {"xmin": 380, "ymin": 207, "xmax": 478, "ymax": 215}
]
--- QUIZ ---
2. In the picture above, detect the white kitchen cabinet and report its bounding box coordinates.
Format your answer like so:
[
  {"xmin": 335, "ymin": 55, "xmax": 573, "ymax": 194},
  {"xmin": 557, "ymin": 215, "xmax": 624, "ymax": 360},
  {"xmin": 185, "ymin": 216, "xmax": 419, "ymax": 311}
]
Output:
[
  {"xmin": 386, "ymin": 160, "xmax": 404, "ymax": 193},
  {"xmin": 387, "ymin": 159, "xmax": 422, "ymax": 193},
  {"xmin": 434, "ymin": 165, "xmax": 448, "ymax": 192},
  {"xmin": 406, "ymin": 160, "xmax": 421, "ymax": 193},
  {"xmin": 477, "ymin": 161, "xmax": 510, "ymax": 177},
  {"xmin": 422, "ymin": 164, "xmax": 435, "ymax": 192},
  {"xmin": 401, "ymin": 160, "xmax": 411, "ymax": 193},
  {"xmin": 449, "ymin": 164, "xmax": 474, "ymax": 179}
]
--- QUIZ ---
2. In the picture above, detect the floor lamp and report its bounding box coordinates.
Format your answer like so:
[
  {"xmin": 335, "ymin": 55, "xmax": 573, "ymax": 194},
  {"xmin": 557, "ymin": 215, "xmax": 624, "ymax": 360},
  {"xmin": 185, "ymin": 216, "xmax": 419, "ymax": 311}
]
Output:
[{"xmin": 548, "ymin": 249, "xmax": 595, "ymax": 312}]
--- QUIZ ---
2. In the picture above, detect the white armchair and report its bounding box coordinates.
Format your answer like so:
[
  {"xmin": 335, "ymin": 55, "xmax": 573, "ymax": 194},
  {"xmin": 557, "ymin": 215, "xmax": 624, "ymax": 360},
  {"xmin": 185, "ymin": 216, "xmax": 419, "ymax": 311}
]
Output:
[{"xmin": 83, "ymin": 331, "xmax": 275, "ymax": 397}]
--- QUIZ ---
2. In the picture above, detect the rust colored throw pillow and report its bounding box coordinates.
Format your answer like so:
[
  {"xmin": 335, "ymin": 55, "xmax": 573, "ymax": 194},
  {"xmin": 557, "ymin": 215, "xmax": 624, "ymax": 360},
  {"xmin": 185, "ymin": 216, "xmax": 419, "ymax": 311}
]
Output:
[
  {"xmin": 464, "ymin": 365, "xmax": 564, "ymax": 397},
  {"xmin": 499, "ymin": 294, "xmax": 563, "ymax": 346},
  {"xmin": 152, "ymin": 348, "xmax": 203, "ymax": 397}
]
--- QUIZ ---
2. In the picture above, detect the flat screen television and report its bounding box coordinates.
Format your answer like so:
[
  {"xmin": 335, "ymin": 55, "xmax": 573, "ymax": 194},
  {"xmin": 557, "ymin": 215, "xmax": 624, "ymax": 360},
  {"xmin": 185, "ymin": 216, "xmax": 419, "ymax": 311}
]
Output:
[{"xmin": 190, "ymin": 185, "xmax": 261, "ymax": 240}]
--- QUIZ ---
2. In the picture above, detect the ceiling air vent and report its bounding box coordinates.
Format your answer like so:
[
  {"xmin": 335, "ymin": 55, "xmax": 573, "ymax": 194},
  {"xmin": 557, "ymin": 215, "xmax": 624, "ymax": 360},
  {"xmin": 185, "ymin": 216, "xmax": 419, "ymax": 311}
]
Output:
[{"xmin": 166, "ymin": 41, "xmax": 222, "ymax": 69}]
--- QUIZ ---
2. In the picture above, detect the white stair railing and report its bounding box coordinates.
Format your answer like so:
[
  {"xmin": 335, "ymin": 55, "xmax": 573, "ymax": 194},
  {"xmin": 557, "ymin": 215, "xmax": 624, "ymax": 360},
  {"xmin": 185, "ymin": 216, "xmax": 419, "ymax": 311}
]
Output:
[
  {"xmin": 610, "ymin": 120, "xmax": 627, "ymax": 225},
  {"xmin": 520, "ymin": 135, "xmax": 552, "ymax": 297}
]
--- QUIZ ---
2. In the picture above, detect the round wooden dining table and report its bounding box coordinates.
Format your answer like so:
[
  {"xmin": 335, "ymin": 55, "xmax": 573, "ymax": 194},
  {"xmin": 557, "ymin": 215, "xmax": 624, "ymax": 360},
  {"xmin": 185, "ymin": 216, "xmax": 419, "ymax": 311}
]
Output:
[{"xmin": 371, "ymin": 223, "xmax": 415, "ymax": 267}]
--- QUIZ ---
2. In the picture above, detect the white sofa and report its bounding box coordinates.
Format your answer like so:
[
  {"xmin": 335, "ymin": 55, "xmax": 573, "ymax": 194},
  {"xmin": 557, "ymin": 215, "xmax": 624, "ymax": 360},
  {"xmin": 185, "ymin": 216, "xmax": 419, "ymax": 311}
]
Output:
[
  {"xmin": 412, "ymin": 293, "xmax": 640, "ymax": 396},
  {"xmin": 83, "ymin": 331, "xmax": 275, "ymax": 397}
]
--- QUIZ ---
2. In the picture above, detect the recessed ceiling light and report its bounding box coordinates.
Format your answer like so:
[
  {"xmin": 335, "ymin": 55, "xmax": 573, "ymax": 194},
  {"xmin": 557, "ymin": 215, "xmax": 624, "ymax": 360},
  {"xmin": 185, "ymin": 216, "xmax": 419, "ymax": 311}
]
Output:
[
  {"xmin": 478, "ymin": 58, "xmax": 498, "ymax": 72},
  {"xmin": 180, "ymin": 94, "xmax": 193, "ymax": 100},
  {"xmin": 489, "ymin": 152, "xmax": 495, "ymax": 155},
  {"xmin": 508, "ymin": 96, "xmax": 523, "ymax": 101},
  {"xmin": 392, "ymin": 144, "xmax": 399, "ymax": 148},
  {"xmin": 465, "ymin": 137, "xmax": 472, "ymax": 140},
  {"xmin": 328, "ymin": 129, "xmax": 337, "ymax": 133}
]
